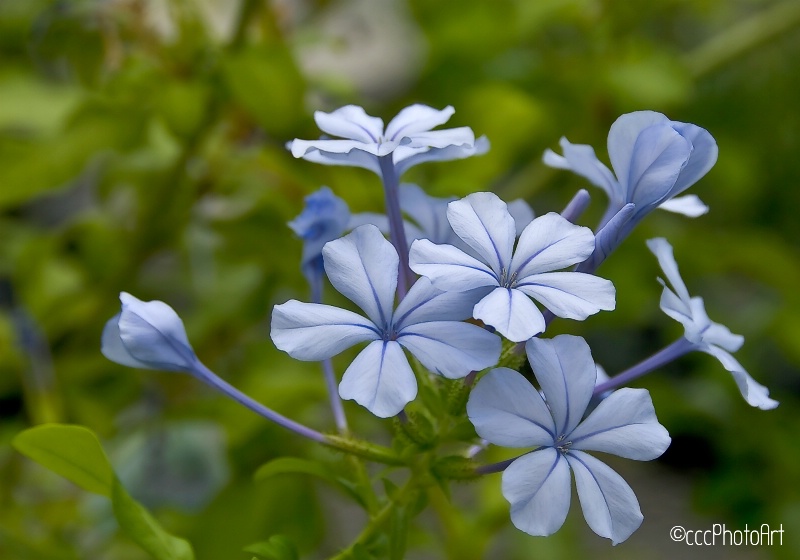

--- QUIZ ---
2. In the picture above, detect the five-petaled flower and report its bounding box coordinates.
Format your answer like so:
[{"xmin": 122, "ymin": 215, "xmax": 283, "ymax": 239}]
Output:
[
  {"xmin": 288, "ymin": 104, "xmax": 487, "ymax": 177},
  {"xmin": 409, "ymin": 192, "xmax": 615, "ymax": 342},
  {"xmin": 544, "ymin": 111, "xmax": 717, "ymax": 240},
  {"xmin": 271, "ymin": 224, "xmax": 501, "ymax": 418},
  {"xmin": 647, "ymin": 237, "xmax": 778, "ymax": 410},
  {"xmin": 467, "ymin": 335, "xmax": 671, "ymax": 544}
]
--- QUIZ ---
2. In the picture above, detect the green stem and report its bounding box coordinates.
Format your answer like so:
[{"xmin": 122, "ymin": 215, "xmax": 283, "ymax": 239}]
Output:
[
  {"xmin": 324, "ymin": 435, "xmax": 406, "ymax": 466},
  {"xmin": 685, "ymin": 1, "xmax": 800, "ymax": 78}
]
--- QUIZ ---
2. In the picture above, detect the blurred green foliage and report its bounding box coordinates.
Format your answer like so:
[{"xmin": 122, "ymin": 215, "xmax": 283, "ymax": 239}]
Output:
[{"xmin": 1, "ymin": 0, "xmax": 798, "ymax": 558}]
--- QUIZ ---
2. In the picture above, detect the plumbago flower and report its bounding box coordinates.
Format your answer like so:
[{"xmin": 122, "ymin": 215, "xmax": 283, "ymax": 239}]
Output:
[
  {"xmin": 288, "ymin": 104, "xmax": 488, "ymax": 177},
  {"xmin": 409, "ymin": 192, "xmax": 615, "ymax": 342},
  {"xmin": 271, "ymin": 224, "xmax": 501, "ymax": 418},
  {"xmin": 468, "ymin": 335, "xmax": 671, "ymax": 544},
  {"xmin": 647, "ymin": 238, "xmax": 778, "ymax": 410},
  {"xmin": 543, "ymin": 111, "xmax": 717, "ymax": 239}
]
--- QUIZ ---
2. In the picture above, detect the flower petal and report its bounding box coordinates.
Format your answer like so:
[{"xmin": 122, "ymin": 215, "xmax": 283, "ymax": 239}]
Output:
[
  {"xmin": 398, "ymin": 321, "xmax": 500, "ymax": 379},
  {"xmin": 270, "ymin": 300, "xmax": 379, "ymax": 361},
  {"xmin": 507, "ymin": 199, "xmax": 535, "ymax": 236},
  {"xmin": 289, "ymin": 144, "xmax": 381, "ymax": 174},
  {"xmin": 544, "ymin": 137, "xmax": 621, "ymax": 204},
  {"xmin": 525, "ymin": 335, "xmax": 597, "ymax": 436},
  {"xmin": 515, "ymin": 272, "xmax": 616, "ymax": 320},
  {"xmin": 290, "ymin": 138, "xmax": 381, "ymax": 158},
  {"xmin": 625, "ymin": 124, "xmax": 692, "ymax": 209},
  {"xmin": 570, "ymin": 388, "xmax": 671, "ymax": 460},
  {"xmin": 467, "ymin": 367, "xmax": 556, "ymax": 447},
  {"xmin": 394, "ymin": 135, "xmax": 490, "ymax": 176},
  {"xmin": 566, "ymin": 450, "xmax": 643, "ymax": 544},
  {"xmin": 447, "ymin": 192, "xmax": 516, "ymax": 274},
  {"xmin": 406, "ymin": 127, "xmax": 475, "ymax": 149},
  {"xmin": 509, "ymin": 213, "xmax": 595, "ymax": 278},
  {"xmin": 702, "ymin": 345, "xmax": 779, "ymax": 410},
  {"xmin": 393, "ymin": 277, "xmax": 488, "ymax": 327},
  {"xmin": 657, "ymin": 194, "xmax": 709, "ymax": 217},
  {"xmin": 101, "ymin": 313, "xmax": 151, "ymax": 369},
  {"xmin": 323, "ymin": 225, "xmax": 398, "ymax": 327},
  {"xmin": 314, "ymin": 105, "xmax": 383, "ymax": 143},
  {"xmin": 502, "ymin": 449, "xmax": 571, "ymax": 537},
  {"xmin": 607, "ymin": 111, "xmax": 670, "ymax": 190},
  {"xmin": 108, "ymin": 293, "xmax": 197, "ymax": 372},
  {"xmin": 669, "ymin": 121, "xmax": 718, "ymax": 196},
  {"xmin": 385, "ymin": 104, "xmax": 455, "ymax": 140},
  {"xmin": 646, "ymin": 238, "xmax": 691, "ymax": 302},
  {"xmin": 338, "ymin": 340, "xmax": 417, "ymax": 418},
  {"xmin": 473, "ymin": 287, "xmax": 545, "ymax": 342},
  {"xmin": 399, "ymin": 183, "xmax": 456, "ymax": 244},
  {"xmin": 288, "ymin": 187, "xmax": 351, "ymax": 270},
  {"xmin": 409, "ymin": 239, "xmax": 498, "ymax": 291}
]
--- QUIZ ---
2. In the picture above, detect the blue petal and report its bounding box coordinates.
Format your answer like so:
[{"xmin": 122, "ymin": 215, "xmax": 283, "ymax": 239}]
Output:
[
  {"xmin": 566, "ymin": 450, "xmax": 643, "ymax": 544},
  {"xmin": 313, "ymin": 105, "xmax": 384, "ymax": 143},
  {"xmin": 101, "ymin": 313, "xmax": 152, "ymax": 369},
  {"xmin": 446, "ymin": 192, "xmax": 516, "ymax": 274},
  {"xmin": 289, "ymin": 144, "xmax": 381, "ymax": 174},
  {"xmin": 658, "ymin": 194, "xmax": 709, "ymax": 217},
  {"xmin": 288, "ymin": 187, "xmax": 351, "ymax": 270},
  {"xmin": 502, "ymin": 448, "xmax": 571, "ymax": 537},
  {"xmin": 323, "ymin": 225, "xmax": 398, "ymax": 327},
  {"xmin": 646, "ymin": 238, "xmax": 691, "ymax": 302},
  {"xmin": 466, "ymin": 367, "xmax": 555, "ymax": 447},
  {"xmin": 399, "ymin": 183, "xmax": 457, "ymax": 244},
  {"xmin": 544, "ymin": 137, "xmax": 621, "ymax": 205},
  {"xmin": 510, "ymin": 213, "xmax": 596, "ymax": 278},
  {"xmin": 393, "ymin": 277, "xmax": 487, "ymax": 328},
  {"xmin": 569, "ymin": 388, "xmax": 671, "ymax": 460},
  {"xmin": 669, "ymin": 121, "xmax": 718, "ymax": 196},
  {"xmin": 409, "ymin": 238, "xmax": 499, "ymax": 291},
  {"xmin": 394, "ymin": 135, "xmax": 489, "ymax": 176},
  {"xmin": 624, "ymin": 124, "xmax": 692, "ymax": 209},
  {"xmin": 397, "ymin": 321, "xmax": 500, "ymax": 379},
  {"xmin": 290, "ymin": 138, "xmax": 381, "ymax": 158},
  {"xmin": 107, "ymin": 293, "xmax": 198, "ymax": 372},
  {"xmin": 385, "ymin": 104, "xmax": 455, "ymax": 140},
  {"xmin": 506, "ymin": 199, "xmax": 535, "ymax": 236},
  {"xmin": 515, "ymin": 272, "xmax": 616, "ymax": 320},
  {"xmin": 270, "ymin": 300, "xmax": 380, "ymax": 361},
  {"xmin": 473, "ymin": 287, "xmax": 545, "ymax": 342},
  {"xmin": 525, "ymin": 335, "xmax": 597, "ymax": 437},
  {"xmin": 607, "ymin": 111, "xmax": 671, "ymax": 189},
  {"xmin": 338, "ymin": 340, "xmax": 417, "ymax": 418},
  {"xmin": 406, "ymin": 127, "xmax": 475, "ymax": 149},
  {"xmin": 702, "ymin": 345, "xmax": 779, "ymax": 410}
]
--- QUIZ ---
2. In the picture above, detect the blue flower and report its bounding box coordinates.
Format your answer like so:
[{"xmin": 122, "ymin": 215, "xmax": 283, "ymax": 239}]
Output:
[
  {"xmin": 647, "ymin": 238, "xmax": 778, "ymax": 410},
  {"xmin": 467, "ymin": 335, "xmax": 671, "ymax": 544},
  {"xmin": 289, "ymin": 187, "xmax": 352, "ymax": 282},
  {"xmin": 102, "ymin": 292, "xmax": 200, "ymax": 373},
  {"xmin": 543, "ymin": 111, "xmax": 717, "ymax": 231},
  {"xmin": 409, "ymin": 192, "xmax": 615, "ymax": 342},
  {"xmin": 271, "ymin": 224, "xmax": 501, "ymax": 418},
  {"xmin": 288, "ymin": 104, "xmax": 488, "ymax": 177}
]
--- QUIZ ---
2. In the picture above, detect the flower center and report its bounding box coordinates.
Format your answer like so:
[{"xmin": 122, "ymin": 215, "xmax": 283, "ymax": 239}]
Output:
[
  {"xmin": 555, "ymin": 434, "xmax": 572, "ymax": 454},
  {"xmin": 499, "ymin": 267, "xmax": 519, "ymax": 288}
]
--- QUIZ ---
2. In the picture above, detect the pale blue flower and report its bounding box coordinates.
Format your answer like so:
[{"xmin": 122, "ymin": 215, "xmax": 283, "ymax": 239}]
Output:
[
  {"xmin": 102, "ymin": 292, "xmax": 199, "ymax": 373},
  {"xmin": 409, "ymin": 192, "xmax": 615, "ymax": 342},
  {"xmin": 647, "ymin": 238, "xmax": 778, "ymax": 410},
  {"xmin": 271, "ymin": 224, "xmax": 501, "ymax": 418},
  {"xmin": 543, "ymin": 111, "xmax": 717, "ymax": 233},
  {"xmin": 288, "ymin": 104, "xmax": 488, "ymax": 177},
  {"xmin": 468, "ymin": 335, "xmax": 671, "ymax": 544}
]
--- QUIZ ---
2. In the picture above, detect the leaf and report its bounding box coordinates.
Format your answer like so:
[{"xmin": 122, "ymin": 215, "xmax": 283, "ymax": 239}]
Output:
[
  {"xmin": 112, "ymin": 479, "xmax": 196, "ymax": 560},
  {"xmin": 254, "ymin": 457, "xmax": 366, "ymax": 507},
  {"xmin": 12, "ymin": 424, "xmax": 114, "ymax": 496},
  {"xmin": 243, "ymin": 535, "xmax": 299, "ymax": 560}
]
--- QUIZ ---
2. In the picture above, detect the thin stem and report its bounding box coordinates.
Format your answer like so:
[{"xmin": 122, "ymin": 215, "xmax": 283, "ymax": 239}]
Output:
[
  {"xmin": 560, "ymin": 189, "xmax": 591, "ymax": 224},
  {"xmin": 475, "ymin": 455, "xmax": 520, "ymax": 475},
  {"xmin": 194, "ymin": 363, "xmax": 329, "ymax": 444},
  {"xmin": 593, "ymin": 337, "xmax": 695, "ymax": 395},
  {"xmin": 379, "ymin": 155, "xmax": 412, "ymax": 298},
  {"xmin": 310, "ymin": 272, "xmax": 349, "ymax": 434}
]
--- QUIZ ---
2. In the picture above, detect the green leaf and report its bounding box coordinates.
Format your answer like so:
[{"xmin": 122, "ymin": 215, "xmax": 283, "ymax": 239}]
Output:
[
  {"xmin": 244, "ymin": 535, "xmax": 299, "ymax": 560},
  {"xmin": 12, "ymin": 424, "xmax": 114, "ymax": 496},
  {"xmin": 112, "ymin": 478, "xmax": 195, "ymax": 560},
  {"xmin": 254, "ymin": 457, "xmax": 369, "ymax": 508}
]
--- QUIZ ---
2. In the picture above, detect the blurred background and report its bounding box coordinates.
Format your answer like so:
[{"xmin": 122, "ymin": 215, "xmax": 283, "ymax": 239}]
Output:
[{"xmin": 1, "ymin": 0, "xmax": 798, "ymax": 558}]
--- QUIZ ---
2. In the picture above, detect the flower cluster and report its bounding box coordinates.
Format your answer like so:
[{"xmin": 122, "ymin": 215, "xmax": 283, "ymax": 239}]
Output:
[{"xmin": 101, "ymin": 103, "xmax": 777, "ymax": 548}]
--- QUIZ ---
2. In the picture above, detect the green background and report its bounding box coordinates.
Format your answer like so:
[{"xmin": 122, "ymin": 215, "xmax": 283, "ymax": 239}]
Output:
[{"xmin": 1, "ymin": 0, "xmax": 798, "ymax": 558}]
